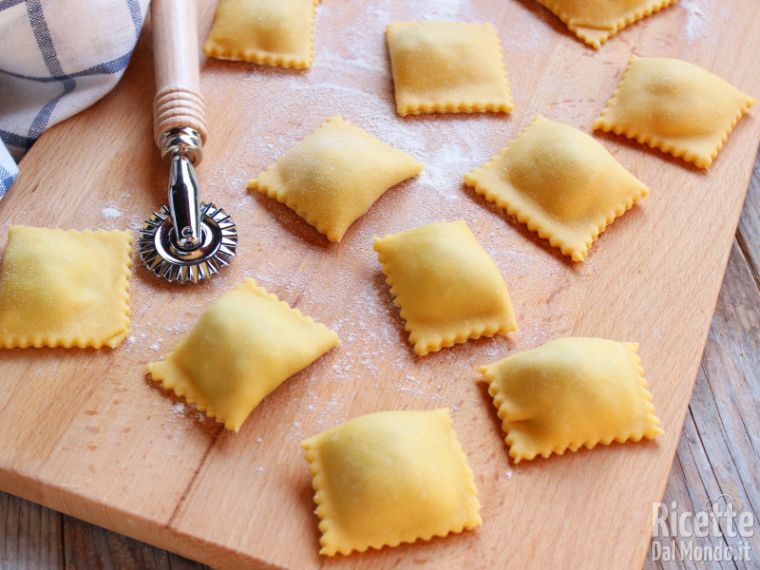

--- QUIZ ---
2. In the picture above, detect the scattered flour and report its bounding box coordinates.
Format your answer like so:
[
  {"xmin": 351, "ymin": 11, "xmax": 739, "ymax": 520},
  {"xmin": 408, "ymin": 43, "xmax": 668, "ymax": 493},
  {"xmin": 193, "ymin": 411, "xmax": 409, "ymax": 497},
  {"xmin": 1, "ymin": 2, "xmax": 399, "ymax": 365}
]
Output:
[
  {"xmin": 100, "ymin": 206, "xmax": 123, "ymax": 219},
  {"xmin": 681, "ymin": 0, "xmax": 708, "ymax": 42}
]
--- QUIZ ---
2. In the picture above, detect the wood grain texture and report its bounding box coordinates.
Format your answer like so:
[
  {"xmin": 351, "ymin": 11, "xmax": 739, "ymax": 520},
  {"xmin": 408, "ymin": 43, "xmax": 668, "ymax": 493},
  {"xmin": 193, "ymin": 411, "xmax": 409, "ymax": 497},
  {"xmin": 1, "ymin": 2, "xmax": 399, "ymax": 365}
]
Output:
[
  {"xmin": 151, "ymin": 0, "xmax": 208, "ymax": 146},
  {"xmin": 645, "ymin": 162, "xmax": 760, "ymax": 568},
  {"xmin": 737, "ymin": 154, "xmax": 760, "ymax": 287},
  {"xmin": 62, "ymin": 514, "xmax": 207, "ymax": 570},
  {"xmin": 0, "ymin": 1, "xmax": 759, "ymax": 569},
  {"xmin": 0, "ymin": 492, "xmax": 61, "ymax": 570}
]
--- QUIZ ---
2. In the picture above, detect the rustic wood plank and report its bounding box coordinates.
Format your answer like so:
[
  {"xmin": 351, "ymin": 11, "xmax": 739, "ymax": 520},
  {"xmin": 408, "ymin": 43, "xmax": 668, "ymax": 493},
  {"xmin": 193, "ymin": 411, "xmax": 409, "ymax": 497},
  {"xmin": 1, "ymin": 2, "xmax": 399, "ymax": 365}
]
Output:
[
  {"xmin": 164, "ymin": 553, "xmax": 207, "ymax": 570},
  {"xmin": 0, "ymin": 492, "xmax": 209, "ymax": 570},
  {"xmin": 61, "ymin": 515, "xmax": 207, "ymax": 570},
  {"xmin": 737, "ymin": 148, "xmax": 760, "ymax": 284},
  {"xmin": 0, "ymin": 492, "xmax": 62, "ymax": 570}
]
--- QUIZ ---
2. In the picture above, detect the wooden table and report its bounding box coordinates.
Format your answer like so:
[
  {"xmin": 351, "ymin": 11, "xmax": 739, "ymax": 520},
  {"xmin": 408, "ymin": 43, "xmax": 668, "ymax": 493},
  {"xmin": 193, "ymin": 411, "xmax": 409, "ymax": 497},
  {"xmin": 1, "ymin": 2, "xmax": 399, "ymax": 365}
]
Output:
[{"xmin": 0, "ymin": 151, "xmax": 756, "ymax": 570}]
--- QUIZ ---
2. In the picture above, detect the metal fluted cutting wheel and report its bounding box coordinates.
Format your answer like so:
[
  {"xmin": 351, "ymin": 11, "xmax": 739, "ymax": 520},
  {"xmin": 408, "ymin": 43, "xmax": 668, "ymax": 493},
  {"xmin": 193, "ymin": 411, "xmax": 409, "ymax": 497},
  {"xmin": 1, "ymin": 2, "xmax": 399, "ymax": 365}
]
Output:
[{"xmin": 138, "ymin": 202, "xmax": 238, "ymax": 284}]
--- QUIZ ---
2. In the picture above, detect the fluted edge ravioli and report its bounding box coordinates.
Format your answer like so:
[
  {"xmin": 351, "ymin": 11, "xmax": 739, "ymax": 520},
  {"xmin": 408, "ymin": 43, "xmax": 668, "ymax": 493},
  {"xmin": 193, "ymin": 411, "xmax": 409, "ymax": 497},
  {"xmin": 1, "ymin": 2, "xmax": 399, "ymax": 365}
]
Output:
[
  {"xmin": 480, "ymin": 337, "xmax": 664, "ymax": 463},
  {"xmin": 203, "ymin": 0, "xmax": 320, "ymax": 69},
  {"xmin": 464, "ymin": 116, "xmax": 649, "ymax": 262},
  {"xmin": 302, "ymin": 409, "xmax": 482, "ymax": 556},
  {"xmin": 386, "ymin": 21, "xmax": 513, "ymax": 116},
  {"xmin": 0, "ymin": 226, "xmax": 133, "ymax": 349},
  {"xmin": 594, "ymin": 56, "xmax": 756, "ymax": 169},
  {"xmin": 147, "ymin": 278, "xmax": 339, "ymax": 431},
  {"xmin": 536, "ymin": 0, "xmax": 679, "ymax": 49},
  {"xmin": 374, "ymin": 220, "xmax": 517, "ymax": 356},
  {"xmin": 248, "ymin": 116, "xmax": 422, "ymax": 242}
]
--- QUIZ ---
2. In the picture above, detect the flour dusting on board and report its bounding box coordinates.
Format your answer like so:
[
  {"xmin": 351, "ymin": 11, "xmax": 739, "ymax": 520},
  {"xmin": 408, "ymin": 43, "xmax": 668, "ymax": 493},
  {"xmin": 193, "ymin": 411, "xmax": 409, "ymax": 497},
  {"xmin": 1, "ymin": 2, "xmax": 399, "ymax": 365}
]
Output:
[
  {"xmin": 100, "ymin": 206, "xmax": 123, "ymax": 219},
  {"xmin": 681, "ymin": 0, "xmax": 707, "ymax": 42},
  {"xmin": 366, "ymin": 0, "xmax": 469, "ymax": 21}
]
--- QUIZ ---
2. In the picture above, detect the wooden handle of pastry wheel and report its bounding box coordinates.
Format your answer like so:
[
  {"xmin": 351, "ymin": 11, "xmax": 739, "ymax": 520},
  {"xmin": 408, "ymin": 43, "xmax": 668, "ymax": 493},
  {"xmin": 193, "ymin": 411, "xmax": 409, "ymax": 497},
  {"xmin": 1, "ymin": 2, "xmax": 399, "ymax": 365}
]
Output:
[{"xmin": 151, "ymin": 0, "xmax": 207, "ymax": 151}]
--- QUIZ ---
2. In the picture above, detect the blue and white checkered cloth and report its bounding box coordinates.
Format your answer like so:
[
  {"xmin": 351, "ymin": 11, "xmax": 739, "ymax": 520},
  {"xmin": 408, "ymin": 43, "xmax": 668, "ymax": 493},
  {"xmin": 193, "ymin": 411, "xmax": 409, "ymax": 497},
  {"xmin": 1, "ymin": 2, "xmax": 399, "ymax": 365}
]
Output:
[{"xmin": 0, "ymin": 0, "xmax": 149, "ymax": 198}]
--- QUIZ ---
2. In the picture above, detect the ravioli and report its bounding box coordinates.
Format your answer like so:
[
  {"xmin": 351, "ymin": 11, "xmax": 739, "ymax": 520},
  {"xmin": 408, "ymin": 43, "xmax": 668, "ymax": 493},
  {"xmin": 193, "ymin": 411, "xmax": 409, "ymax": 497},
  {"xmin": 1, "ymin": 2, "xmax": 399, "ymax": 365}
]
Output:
[
  {"xmin": 203, "ymin": 0, "xmax": 319, "ymax": 69},
  {"xmin": 249, "ymin": 116, "xmax": 422, "ymax": 242},
  {"xmin": 374, "ymin": 220, "xmax": 517, "ymax": 356},
  {"xmin": 147, "ymin": 278, "xmax": 339, "ymax": 431},
  {"xmin": 480, "ymin": 337, "xmax": 664, "ymax": 463},
  {"xmin": 386, "ymin": 21, "xmax": 512, "ymax": 116},
  {"xmin": 302, "ymin": 409, "xmax": 481, "ymax": 556},
  {"xmin": 594, "ymin": 56, "xmax": 756, "ymax": 169},
  {"xmin": 0, "ymin": 226, "xmax": 132, "ymax": 349},
  {"xmin": 535, "ymin": 0, "xmax": 678, "ymax": 48},
  {"xmin": 464, "ymin": 115, "xmax": 649, "ymax": 262}
]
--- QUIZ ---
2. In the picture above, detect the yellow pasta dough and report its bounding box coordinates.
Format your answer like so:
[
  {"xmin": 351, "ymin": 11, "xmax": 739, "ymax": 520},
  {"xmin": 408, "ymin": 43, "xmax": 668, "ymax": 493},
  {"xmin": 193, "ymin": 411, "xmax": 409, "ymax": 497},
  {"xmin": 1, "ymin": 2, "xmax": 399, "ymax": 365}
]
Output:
[
  {"xmin": 302, "ymin": 409, "xmax": 481, "ymax": 556},
  {"xmin": 147, "ymin": 278, "xmax": 338, "ymax": 431},
  {"xmin": 594, "ymin": 56, "xmax": 756, "ymax": 169},
  {"xmin": 464, "ymin": 115, "xmax": 649, "ymax": 262},
  {"xmin": 374, "ymin": 220, "xmax": 517, "ymax": 356},
  {"xmin": 480, "ymin": 337, "xmax": 664, "ymax": 463},
  {"xmin": 0, "ymin": 226, "xmax": 132, "ymax": 349},
  {"xmin": 203, "ymin": 0, "xmax": 319, "ymax": 69},
  {"xmin": 386, "ymin": 21, "xmax": 512, "ymax": 116},
  {"xmin": 249, "ymin": 116, "xmax": 422, "ymax": 242},
  {"xmin": 536, "ymin": 0, "xmax": 678, "ymax": 49}
]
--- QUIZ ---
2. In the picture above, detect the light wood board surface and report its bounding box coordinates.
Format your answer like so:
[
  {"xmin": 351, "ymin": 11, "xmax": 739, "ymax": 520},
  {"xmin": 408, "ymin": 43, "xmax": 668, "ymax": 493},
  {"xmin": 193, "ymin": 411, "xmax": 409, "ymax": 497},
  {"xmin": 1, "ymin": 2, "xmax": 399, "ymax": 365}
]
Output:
[{"xmin": 0, "ymin": 1, "xmax": 758, "ymax": 568}]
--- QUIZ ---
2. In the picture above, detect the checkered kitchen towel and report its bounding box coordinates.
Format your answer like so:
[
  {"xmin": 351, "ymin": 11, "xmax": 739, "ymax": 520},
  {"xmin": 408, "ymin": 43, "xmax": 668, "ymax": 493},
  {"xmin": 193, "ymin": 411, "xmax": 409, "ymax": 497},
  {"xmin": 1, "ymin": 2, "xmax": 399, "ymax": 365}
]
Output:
[{"xmin": 0, "ymin": 0, "xmax": 150, "ymax": 198}]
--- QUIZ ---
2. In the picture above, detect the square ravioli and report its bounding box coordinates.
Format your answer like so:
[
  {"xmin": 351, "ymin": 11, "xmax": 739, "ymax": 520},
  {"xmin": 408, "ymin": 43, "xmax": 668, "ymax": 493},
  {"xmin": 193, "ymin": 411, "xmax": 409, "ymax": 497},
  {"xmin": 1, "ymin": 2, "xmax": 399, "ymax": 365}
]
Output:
[
  {"xmin": 203, "ymin": 0, "xmax": 319, "ymax": 69},
  {"xmin": 147, "ymin": 278, "xmax": 339, "ymax": 431},
  {"xmin": 480, "ymin": 337, "xmax": 664, "ymax": 463},
  {"xmin": 464, "ymin": 115, "xmax": 649, "ymax": 262},
  {"xmin": 249, "ymin": 116, "xmax": 422, "ymax": 242},
  {"xmin": 594, "ymin": 56, "xmax": 756, "ymax": 169},
  {"xmin": 536, "ymin": 0, "xmax": 678, "ymax": 49},
  {"xmin": 386, "ymin": 21, "xmax": 512, "ymax": 116},
  {"xmin": 0, "ymin": 226, "xmax": 132, "ymax": 349},
  {"xmin": 302, "ymin": 409, "xmax": 481, "ymax": 556},
  {"xmin": 374, "ymin": 220, "xmax": 517, "ymax": 356}
]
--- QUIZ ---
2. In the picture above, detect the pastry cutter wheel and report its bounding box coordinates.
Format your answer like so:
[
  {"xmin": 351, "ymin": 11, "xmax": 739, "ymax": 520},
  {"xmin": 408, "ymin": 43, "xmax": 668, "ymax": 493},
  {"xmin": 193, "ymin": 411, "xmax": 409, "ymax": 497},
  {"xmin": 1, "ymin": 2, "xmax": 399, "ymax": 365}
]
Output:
[{"xmin": 138, "ymin": 0, "xmax": 237, "ymax": 283}]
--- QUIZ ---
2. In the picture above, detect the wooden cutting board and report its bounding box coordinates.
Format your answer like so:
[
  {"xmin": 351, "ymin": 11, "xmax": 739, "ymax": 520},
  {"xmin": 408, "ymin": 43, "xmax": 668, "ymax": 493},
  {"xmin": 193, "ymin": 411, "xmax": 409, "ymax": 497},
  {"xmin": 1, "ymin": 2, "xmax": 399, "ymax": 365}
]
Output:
[{"xmin": 1, "ymin": 1, "xmax": 758, "ymax": 568}]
